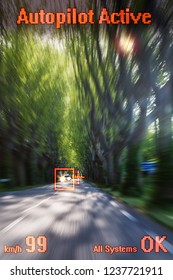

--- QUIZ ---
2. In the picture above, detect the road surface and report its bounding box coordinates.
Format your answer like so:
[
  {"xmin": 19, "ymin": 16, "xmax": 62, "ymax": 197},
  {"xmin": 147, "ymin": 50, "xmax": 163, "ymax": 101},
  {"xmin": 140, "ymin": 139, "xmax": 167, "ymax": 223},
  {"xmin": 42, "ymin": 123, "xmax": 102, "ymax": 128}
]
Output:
[{"xmin": 0, "ymin": 180, "xmax": 173, "ymax": 259}]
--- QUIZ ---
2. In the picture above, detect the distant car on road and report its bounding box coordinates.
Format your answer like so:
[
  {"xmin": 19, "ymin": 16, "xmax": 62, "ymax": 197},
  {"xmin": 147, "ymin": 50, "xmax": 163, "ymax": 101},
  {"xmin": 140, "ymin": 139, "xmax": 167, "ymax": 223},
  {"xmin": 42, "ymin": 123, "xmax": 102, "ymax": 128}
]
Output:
[
  {"xmin": 58, "ymin": 174, "xmax": 72, "ymax": 182},
  {"xmin": 65, "ymin": 174, "xmax": 72, "ymax": 181}
]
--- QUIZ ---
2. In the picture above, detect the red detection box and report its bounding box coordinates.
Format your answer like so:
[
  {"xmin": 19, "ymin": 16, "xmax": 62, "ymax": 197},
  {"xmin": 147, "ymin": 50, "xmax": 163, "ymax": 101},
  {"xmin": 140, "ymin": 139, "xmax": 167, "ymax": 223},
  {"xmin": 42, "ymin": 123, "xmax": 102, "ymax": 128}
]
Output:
[{"xmin": 54, "ymin": 167, "xmax": 75, "ymax": 191}]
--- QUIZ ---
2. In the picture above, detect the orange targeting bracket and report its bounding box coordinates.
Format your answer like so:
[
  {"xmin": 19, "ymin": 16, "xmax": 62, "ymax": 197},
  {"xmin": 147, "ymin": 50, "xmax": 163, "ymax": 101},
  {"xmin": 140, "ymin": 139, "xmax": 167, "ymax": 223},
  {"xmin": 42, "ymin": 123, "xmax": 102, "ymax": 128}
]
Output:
[
  {"xmin": 72, "ymin": 170, "xmax": 85, "ymax": 184},
  {"xmin": 54, "ymin": 167, "xmax": 75, "ymax": 191}
]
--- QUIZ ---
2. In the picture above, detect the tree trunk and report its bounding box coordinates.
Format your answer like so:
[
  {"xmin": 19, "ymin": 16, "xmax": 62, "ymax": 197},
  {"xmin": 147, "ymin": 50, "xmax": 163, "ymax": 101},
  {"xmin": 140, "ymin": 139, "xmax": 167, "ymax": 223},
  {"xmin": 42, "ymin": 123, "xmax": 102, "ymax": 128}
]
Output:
[
  {"xmin": 12, "ymin": 151, "xmax": 26, "ymax": 187},
  {"xmin": 106, "ymin": 149, "xmax": 117, "ymax": 187},
  {"xmin": 153, "ymin": 97, "xmax": 173, "ymax": 203},
  {"xmin": 122, "ymin": 143, "xmax": 142, "ymax": 196}
]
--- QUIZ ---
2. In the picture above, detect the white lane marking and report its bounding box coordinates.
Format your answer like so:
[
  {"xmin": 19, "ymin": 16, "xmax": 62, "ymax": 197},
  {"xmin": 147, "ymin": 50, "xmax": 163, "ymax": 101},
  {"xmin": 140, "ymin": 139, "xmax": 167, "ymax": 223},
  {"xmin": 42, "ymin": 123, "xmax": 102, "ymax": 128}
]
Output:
[
  {"xmin": 0, "ymin": 216, "xmax": 26, "ymax": 234},
  {"xmin": 23, "ymin": 196, "xmax": 52, "ymax": 213},
  {"xmin": 0, "ymin": 194, "xmax": 55, "ymax": 234},
  {"xmin": 163, "ymin": 240, "xmax": 173, "ymax": 254},
  {"xmin": 121, "ymin": 210, "xmax": 137, "ymax": 222},
  {"xmin": 37, "ymin": 185, "xmax": 51, "ymax": 189},
  {"xmin": 110, "ymin": 201, "xmax": 119, "ymax": 207},
  {"xmin": 145, "ymin": 230, "xmax": 173, "ymax": 255},
  {"xmin": 0, "ymin": 195, "xmax": 14, "ymax": 200},
  {"xmin": 145, "ymin": 230, "xmax": 158, "ymax": 239}
]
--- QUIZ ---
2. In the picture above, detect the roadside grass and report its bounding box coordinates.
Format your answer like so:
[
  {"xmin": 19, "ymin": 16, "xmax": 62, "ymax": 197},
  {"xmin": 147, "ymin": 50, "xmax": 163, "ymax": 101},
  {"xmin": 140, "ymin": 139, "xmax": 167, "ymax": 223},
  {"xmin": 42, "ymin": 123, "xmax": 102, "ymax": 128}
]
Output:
[
  {"xmin": 93, "ymin": 179, "xmax": 173, "ymax": 231},
  {"xmin": 148, "ymin": 204, "xmax": 173, "ymax": 230}
]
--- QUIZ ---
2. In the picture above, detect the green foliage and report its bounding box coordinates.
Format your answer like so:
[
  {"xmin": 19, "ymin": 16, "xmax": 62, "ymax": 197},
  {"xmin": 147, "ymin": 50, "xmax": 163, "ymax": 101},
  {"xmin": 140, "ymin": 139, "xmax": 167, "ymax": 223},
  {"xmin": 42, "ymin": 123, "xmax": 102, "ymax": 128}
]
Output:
[
  {"xmin": 0, "ymin": 31, "xmax": 67, "ymax": 186},
  {"xmin": 141, "ymin": 129, "xmax": 157, "ymax": 161},
  {"xmin": 0, "ymin": 1, "xmax": 173, "ymax": 206},
  {"xmin": 122, "ymin": 144, "xmax": 142, "ymax": 196}
]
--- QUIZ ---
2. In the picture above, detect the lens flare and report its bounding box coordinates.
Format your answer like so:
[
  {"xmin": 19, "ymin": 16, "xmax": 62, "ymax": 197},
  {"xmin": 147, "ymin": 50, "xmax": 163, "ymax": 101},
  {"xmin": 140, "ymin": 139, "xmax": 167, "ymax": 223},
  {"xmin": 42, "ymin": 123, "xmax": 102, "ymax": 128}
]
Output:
[
  {"xmin": 115, "ymin": 33, "xmax": 135, "ymax": 55},
  {"xmin": 60, "ymin": 176, "xmax": 66, "ymax": 182}
]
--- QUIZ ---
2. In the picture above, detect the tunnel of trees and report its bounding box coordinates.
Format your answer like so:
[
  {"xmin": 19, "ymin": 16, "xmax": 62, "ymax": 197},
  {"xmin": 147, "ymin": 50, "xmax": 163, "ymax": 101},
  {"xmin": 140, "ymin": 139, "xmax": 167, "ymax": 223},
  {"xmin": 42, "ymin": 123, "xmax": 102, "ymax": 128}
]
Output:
[{"xmin": 0, "ymin": 0, "xmax": 173, "ymax": 205}]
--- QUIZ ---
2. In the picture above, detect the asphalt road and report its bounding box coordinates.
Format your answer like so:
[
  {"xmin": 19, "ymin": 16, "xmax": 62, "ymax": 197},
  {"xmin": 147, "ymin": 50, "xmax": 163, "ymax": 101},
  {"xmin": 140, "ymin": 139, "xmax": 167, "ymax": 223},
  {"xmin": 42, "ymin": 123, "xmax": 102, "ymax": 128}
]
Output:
[{"xmin": 0, "ymin": 180, "xmax": 173, "ymax": 260}]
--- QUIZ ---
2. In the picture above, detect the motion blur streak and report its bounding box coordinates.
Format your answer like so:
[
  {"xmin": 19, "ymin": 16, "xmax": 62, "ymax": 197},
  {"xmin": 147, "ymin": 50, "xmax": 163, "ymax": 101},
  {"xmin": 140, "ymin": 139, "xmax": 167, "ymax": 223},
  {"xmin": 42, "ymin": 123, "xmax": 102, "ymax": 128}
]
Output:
[{"xmin": 0, "ymin": 0, "xmax": 173, "ymax": 261}]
